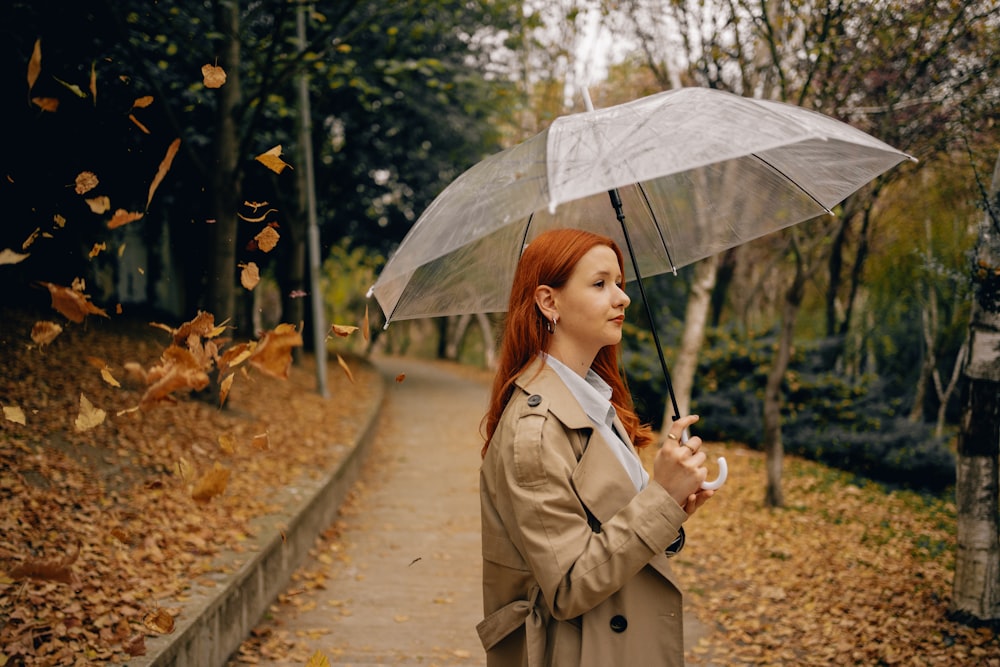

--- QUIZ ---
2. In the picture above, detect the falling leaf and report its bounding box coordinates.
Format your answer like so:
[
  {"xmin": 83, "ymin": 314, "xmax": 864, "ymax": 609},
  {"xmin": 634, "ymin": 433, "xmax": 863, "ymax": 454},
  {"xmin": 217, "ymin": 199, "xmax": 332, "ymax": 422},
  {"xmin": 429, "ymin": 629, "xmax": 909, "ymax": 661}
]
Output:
[
  {"xmin": 175, "ymin": 457, "xmax": 194, "ymax": 481},
  {"xmin": 138, "ymin": 345, "xmax": 211, "ymax": 408},
  {"xmin": 89, "ymin": 61, "xmax": 97, "ymax": 105},
  {"xmin": 395, "ymin": 373, "xmax": 406, "ymax": 383},
  {"xmin": 27, "ymin": 39, "xmax": 42, "ymax": 96},
  {"xmin": 31, "ymin": 97, "xmax": 59, "ymax": 112},
  {"xmin": 255, "ymin": 145, "xmax": 292, "ymax": 174},
  {"xmin": 305, "ymin": 651, "xmax": 331, "ymax": 667},
  {"xmin": 249, "ymin": 324, "xmax": 302, "ymax": 379},
  {"xmin": 132, "ymin": 95, "xmax": 153, "ymax": 109},
  {"xmin": 129, "ymin": 113, "xmax": 151, "ymax": 134},
  {"xmin": 88, "ymin": 242, "xmax": 106, "ymax": 258},
  {"xmin": 142, "ymin": 608, "xmax": 175, "ymax": 634},
  {"xmin": 39, "ymin": 281, "xmax": 109, "ymax": 323},
  {"xmin": 3, "ymin": 405, "xmax": 26, "ymax": 425},
  {"xmin": 8, "ymin": 542, "xmax": 79, "ymax": 584},
  {"xmin": 146, "ymin": 138, "xmax": 180, "ymax": 210},
  {"xmin": 53, "ymin": 76, "xmax": 87, "ymax": 98},
  {"xmin": 1, "ymin": 248, "xmax": 30, "ymax": 265},
  {"xmin": 219, "ymin": 373, "xmax": 234, "ymax": 407},
  {"xmin": 254, "ymin": 226, "xmax": 280, "ymax": 252},
  {"xmin": 53, "ymin": 213, "xmax": 66, "ymax": 228},
  {"xmin": 330, "ymin": 324, "xmax": 358, "ymax": 338},
  {"xmin": 289, "ymin": 289, "xmax": 307, "ymax": 298},
  {"xmin": 75, "ymin": 171, "xmax": 99, "ymax": 195},
  {"xmin": 201, "ymin": 63, "xmax": 227, "ymax": 88},
  {"xmin": 124, "ymin": 633, "xmax": 146, "ymax": 656},
  {"xmin": 107, "ymin": 208, "xmax": 144, "ymax": 229},
  {"xmin": 75, "ymin": 393, "xmax": 106, "ymax": 431},
  {"xmin": 237, "ymin": 208, "xmax": 278, "ymax": 223},
  {"xmin": 363, "ymin": 304, "xmax": 370, "ymax": 341},
  {"xmin": 31, "ymin": 320, "xmax": 63, "ymax": 346},
  {"xmin": 240, "ymin": 262, "xmax": 260, "ymax": 290},
  {"xmin": 337, "ymin": 354, "xmax": 355, "ymax": 384},
  {"xmin": 191, "ymin": 462, "xmax": 229, "ymax": 502},
  {"xmin": 86, "ymin": 195, "xmax": 111, "ymax": 214},
  {"xmin": 22, "ymin": 227, "xmax": 40, "ymax": 249},
  {"xmin": 100, "ymin": 367, "xmax": 121, "ymax": 388}
]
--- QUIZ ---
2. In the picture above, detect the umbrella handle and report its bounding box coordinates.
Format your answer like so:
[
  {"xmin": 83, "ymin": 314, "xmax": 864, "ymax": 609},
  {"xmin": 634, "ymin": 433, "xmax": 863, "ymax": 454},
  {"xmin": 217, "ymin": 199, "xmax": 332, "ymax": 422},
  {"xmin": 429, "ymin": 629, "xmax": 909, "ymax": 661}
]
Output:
[{"xmin": 681, "ymin": 428, "xmax": 728, "ymax": 490}]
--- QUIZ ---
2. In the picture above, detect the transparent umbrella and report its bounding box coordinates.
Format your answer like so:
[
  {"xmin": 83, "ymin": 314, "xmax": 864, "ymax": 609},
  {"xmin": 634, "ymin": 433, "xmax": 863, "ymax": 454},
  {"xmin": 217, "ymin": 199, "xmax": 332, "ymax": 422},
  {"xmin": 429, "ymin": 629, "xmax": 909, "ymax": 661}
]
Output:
[{"xmin": 368, "ymin": 86, "xmax": 913, "ymax": 471}]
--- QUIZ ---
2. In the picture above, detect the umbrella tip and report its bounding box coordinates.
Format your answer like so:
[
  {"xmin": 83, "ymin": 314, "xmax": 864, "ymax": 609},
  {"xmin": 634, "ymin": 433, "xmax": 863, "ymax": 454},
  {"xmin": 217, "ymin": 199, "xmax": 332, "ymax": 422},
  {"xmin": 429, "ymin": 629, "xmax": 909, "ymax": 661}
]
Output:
[
  {"xmin": 582, "ymin": 87, "xmax": 595, "ymax": 112},
  {"xmin": 366, "ymin": 285, "xmax": 374, "ymax": 298}
]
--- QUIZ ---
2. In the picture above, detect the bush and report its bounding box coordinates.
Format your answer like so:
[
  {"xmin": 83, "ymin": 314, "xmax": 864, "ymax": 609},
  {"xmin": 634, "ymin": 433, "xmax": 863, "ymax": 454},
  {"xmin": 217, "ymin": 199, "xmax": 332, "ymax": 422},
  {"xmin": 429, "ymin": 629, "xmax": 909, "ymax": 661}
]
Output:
[{"xmin": 624, "ymin": 327, "xmax": 956, "ymax": 493}]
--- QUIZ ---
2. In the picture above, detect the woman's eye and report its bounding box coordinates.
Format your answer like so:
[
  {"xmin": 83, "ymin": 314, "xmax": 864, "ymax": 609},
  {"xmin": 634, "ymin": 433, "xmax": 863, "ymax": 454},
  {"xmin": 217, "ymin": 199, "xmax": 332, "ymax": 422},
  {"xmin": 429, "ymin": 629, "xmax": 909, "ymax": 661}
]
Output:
[{"xmin": 594, "ymin": 280, "xmax": 605, "ymax": 288}]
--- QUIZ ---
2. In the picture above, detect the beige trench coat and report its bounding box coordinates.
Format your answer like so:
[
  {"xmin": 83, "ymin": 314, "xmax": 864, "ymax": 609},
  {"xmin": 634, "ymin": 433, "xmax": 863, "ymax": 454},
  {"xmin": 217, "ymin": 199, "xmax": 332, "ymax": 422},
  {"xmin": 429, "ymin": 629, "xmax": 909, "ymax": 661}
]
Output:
[{"xmin": 478, "ymin": 359, "xmax": 690, "ymax": 667}]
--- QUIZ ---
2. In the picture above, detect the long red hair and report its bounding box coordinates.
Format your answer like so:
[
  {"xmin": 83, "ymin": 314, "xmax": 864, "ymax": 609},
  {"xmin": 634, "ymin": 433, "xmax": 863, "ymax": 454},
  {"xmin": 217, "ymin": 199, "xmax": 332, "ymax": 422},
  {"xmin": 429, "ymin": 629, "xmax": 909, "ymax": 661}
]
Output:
[{"xmin": 481, "ymin": 228, "xmax": 653, "ymax": 456}]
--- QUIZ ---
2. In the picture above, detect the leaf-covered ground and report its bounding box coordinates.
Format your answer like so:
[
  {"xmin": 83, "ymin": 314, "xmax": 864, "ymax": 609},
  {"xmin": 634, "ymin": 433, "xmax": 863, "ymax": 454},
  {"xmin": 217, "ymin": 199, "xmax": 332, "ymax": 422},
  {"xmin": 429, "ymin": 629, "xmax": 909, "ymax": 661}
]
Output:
[{"xmin": 0, "ymin": 308, "xmax": 379, "ymax": 665}]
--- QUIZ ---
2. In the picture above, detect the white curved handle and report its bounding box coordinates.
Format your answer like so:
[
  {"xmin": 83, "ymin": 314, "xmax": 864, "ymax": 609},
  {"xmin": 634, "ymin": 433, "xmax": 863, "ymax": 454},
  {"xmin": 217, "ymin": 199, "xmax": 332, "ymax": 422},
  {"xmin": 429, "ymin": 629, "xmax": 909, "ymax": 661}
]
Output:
[{"xmin": 701, "ymin": 457, "xmax": 728, "ymax": 490}]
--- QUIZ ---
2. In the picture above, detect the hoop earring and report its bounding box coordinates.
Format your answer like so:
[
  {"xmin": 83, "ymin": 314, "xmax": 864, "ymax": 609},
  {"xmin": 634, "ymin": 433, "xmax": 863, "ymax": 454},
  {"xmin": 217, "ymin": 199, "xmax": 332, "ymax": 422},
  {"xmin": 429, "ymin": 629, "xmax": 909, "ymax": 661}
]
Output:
[{"xmin": 545, "ymin": 318, "xmax": 554, "ymax": 334}]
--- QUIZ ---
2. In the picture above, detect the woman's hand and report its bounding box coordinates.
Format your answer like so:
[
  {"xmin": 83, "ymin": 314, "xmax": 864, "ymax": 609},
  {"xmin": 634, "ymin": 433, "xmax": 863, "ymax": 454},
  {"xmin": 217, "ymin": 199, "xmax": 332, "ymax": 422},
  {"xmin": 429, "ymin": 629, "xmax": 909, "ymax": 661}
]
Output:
[{"xmin": 652, "ymin": 415, "xmax": 712, "ymax": 509}]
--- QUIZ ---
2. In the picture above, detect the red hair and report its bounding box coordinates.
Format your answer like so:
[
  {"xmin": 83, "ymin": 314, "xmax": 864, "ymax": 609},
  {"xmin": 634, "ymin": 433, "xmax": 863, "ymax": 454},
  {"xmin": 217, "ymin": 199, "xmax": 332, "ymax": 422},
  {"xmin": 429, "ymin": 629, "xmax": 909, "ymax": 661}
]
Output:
[{"xmin": 481, "ymin": 228, "xmax": 653, "ymax": 456}]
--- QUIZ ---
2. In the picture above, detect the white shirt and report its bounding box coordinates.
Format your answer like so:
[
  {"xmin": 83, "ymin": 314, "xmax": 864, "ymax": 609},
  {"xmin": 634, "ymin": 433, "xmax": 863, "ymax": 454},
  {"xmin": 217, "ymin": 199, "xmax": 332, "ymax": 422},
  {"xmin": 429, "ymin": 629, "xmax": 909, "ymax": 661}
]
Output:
[{"xmin": 544, "ymin": 354, "xmax": 650, "ymax": 492}]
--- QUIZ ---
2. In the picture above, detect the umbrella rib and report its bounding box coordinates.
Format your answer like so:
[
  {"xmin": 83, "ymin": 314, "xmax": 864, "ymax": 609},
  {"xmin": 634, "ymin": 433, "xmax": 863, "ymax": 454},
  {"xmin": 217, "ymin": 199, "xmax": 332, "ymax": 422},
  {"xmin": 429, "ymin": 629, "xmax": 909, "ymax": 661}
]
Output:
[
  {"xmin": 751, "ymin": 153, "xmax": 833, "ymax": 214},
  {"xmin": 636, "ymin": 182, "xmax": 678, "ymax": 274}
]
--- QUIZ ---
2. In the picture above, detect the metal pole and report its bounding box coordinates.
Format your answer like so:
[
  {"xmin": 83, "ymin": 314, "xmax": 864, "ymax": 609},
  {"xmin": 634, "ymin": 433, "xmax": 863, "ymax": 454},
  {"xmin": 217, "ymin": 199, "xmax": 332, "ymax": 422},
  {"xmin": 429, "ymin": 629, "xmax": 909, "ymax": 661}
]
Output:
[{"xmin": 297, "ymin": 3, "xmax": 328, "ymax": 397}]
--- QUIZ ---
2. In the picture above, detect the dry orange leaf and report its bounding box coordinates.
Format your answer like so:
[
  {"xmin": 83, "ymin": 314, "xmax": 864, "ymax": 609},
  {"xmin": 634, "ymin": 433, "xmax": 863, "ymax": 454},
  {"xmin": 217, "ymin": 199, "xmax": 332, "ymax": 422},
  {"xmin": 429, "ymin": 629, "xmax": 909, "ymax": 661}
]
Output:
[
  {"xmin": 252, "ymin": 431, "xmax": 270, "ymax": 451},
  {"xmin": 254, "ymin": 226, "xmax": 280, "ymax": 252},
  {"xmin": 330, "ymin": 324, "xmax": 358, "ymax": 338},
  {"xmin": 142, "ymin": 608, "xmax": 175, "ymax": 634},
  {"xmin": 75, "ymin": 171, "xmax": 99, "ymax": 195},
  {"xmin": 107, "ymin": 208, "xmax": 144, "ymax": 229},
  {"xmin": 31, "ymin": 97, "xmax": 59, "ymax": 112},
  {"xmin": 237, "ymin": 208, "xmax": 278, "ymax": 223},
  {"xmin": 146, "ymin": 137, "xmax": 180, "ymax": 210},
  {"xmin": 27, "ymin": 39, "xmax": 42, "ymax": 95},
  {"xmin": 218, "ymin": 432, "xmax": 236, "ymax": 454},
  {"xmin": 363, "ymin": 304, "xmax": 370, "ymax": 342},
  {"xmin": 89, "ymin": 61, "xmax": 97, "ymax": 105},
  {"xmin": 240, "ymin": 262, "xmax": 260, "ymax": 290},
  {"xmin": 306, "ymin": 650, "xmax": 332, "ymax": 667},
  {"xmin": 88, "ymin": 242, "xmax": 106, "ymax": 258},
  {"xmin": 255, "ymin": 145, "xmax": 292, "ymax": 174},
  {"xmin": 395, "ymin": 373, "xmax": 406, "ymax": 383},
  {"xmin": 129, "ymin": 113, "xmax": 151, "ymax": 134},
  {"xmin": 22, "ymin": 227, "xmax": 40, "ymax": 249},
  {"xmin": 219, "ymin": 372, "xmax": 234, "ymax": 407},
  {"xmin": 337, "ymin": 354, "xmax": 355, "ymax": 384},
  {"xmin": 100, "ymin": 367, "xmax": 121, "ymax": 388},
  {"xmin": 31, "ymin": 320, "xmax": 63, "ymax": 346},
  {"xmin": 86, "ymin": 195, "xmax": 111, "ymax": 214},
  {"xmin": 3, "ymin": 405, "xmax": 27, "ymax": 425},
  {"xmin": 74, "ymin": 393, "xmax": 106, "ymax": 431},
  {"xmin": 138, "ymin": 345, "xmax": 211, "ymax": 408},
  {"xmin": 8, "ymin": 542, "xmax": 79, "ymax": 584},
  {"xmin": 201, "ymin": 63, "xmax": 227, "ymax": 88},
  {"xmin": 1, "ymin": 248, "xmax": 30, "ymax": 265},
  {"xmin": 132, "ymin": 95, "xmax": 154, "ymax": 109},
  {"xmin": 40, "ymin": 281, "xmax": 109, "ymax": 323},
  {"xmin": 191, "ymin": 462, "xmax": 229, "ymax": 502},
  {"xmin": 249, "ymin": 323, "xmax": 303, "ymax": 379}
]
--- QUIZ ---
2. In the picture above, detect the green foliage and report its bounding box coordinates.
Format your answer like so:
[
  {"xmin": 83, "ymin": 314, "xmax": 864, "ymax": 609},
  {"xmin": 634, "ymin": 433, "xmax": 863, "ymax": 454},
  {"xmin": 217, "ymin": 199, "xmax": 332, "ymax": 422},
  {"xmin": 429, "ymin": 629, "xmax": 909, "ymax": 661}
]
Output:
[{"xmin": 625, "ymin": 327, "xmax": 955, "ymax": 493}]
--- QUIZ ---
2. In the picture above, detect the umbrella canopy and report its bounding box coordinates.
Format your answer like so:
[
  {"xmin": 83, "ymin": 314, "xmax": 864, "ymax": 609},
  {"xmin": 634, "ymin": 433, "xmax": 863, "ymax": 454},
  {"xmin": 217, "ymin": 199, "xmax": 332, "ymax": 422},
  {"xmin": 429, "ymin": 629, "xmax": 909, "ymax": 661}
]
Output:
[{"xmin": 369, "ymin": 86, "xmax": 913, "ymax": 325}]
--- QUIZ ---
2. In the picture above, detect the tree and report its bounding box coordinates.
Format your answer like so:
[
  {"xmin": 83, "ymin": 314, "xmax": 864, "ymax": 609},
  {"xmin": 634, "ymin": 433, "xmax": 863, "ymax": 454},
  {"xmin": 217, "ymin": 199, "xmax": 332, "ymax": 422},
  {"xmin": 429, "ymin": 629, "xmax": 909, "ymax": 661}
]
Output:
[{"xmin": 951, "ymin": 150, "xmax": 1000, "ymax": 625}]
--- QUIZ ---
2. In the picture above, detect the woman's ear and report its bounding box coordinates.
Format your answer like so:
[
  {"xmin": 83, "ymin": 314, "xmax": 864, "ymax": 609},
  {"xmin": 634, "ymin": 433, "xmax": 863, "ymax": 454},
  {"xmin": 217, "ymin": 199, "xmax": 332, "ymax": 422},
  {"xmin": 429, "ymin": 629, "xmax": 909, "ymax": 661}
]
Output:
[{"xmin": 534, "ymin": 285, "xmax": 556, "ymax": 319}]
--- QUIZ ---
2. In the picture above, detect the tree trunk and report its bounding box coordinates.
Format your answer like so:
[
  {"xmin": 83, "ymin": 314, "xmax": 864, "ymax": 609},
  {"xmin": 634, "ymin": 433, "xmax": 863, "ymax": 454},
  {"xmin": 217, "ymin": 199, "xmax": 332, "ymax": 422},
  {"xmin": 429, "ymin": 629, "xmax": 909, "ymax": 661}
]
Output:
[
  {"xmin": 663, "ymin": 254, "xmax": 717, "ymax": 426},
  {"xmin": 206, "ymin": 0, "xmax": 244, "ymax": 331},
  {"xmin": 951, "ymin": 151, "xmax": 1000, "ymax": 625},
  {"xmin": 763, "ymin": 240, "xmax": 807, "ymax": 508}
]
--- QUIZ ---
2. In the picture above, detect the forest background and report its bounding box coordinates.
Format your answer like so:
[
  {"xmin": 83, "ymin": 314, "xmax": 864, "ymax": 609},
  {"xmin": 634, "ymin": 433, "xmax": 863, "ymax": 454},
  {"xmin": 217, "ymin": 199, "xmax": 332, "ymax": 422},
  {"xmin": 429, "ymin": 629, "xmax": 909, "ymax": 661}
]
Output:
[{"xmin": 1, "ymin": 0, "xmax": 998, "ymax": 662}]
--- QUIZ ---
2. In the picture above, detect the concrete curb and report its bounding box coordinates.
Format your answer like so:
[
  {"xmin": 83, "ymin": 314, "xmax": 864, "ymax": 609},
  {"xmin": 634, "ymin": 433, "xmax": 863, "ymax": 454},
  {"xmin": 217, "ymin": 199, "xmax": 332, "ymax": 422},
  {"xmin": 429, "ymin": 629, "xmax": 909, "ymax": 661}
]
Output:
[{"xmin": 130, "ymin": 366, "xmax": 387, "ymax": 667}]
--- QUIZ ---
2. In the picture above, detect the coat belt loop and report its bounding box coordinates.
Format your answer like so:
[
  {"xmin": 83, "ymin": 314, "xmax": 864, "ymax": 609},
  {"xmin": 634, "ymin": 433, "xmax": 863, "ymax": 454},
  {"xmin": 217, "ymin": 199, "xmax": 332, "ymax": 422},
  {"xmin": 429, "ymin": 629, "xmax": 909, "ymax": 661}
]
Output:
[{"xmin": 476, "ymin": 584, "xmax": 546, "ymax": 665}]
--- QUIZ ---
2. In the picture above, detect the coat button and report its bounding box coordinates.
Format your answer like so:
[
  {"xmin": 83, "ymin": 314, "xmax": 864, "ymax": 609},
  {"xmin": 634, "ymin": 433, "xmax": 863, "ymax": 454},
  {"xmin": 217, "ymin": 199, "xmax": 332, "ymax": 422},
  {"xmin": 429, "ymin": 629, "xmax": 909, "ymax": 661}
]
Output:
[
  {"xmin": 527, "ymin": 394, "xmax": 542, "ymax": 407},
  {"xmin": 609, "ymin": 614, "xmax": 628, "ymax": 633}
]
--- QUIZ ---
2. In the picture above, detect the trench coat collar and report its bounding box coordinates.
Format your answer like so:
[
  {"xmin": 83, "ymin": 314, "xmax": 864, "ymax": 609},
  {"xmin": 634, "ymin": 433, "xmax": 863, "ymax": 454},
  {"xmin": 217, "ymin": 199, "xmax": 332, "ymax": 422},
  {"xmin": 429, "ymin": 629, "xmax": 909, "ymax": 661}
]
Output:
[{"xmin": 514, "ymin": 357, "xmax": 640, "ymax": 524}]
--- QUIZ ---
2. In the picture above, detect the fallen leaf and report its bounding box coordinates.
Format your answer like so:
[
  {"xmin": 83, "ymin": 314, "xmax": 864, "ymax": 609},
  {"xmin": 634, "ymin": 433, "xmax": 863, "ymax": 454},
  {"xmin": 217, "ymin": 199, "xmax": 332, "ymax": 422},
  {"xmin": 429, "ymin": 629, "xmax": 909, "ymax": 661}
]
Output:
[
  {"xmin": 201, "ymin": 63, "xmax": 227, "ymax": 88},
  {"xmin": 3, "ymin": 405, "xmax": 26, "ymax": 425},
  {"xmin": 248, "ymin": 324, "xmax": 302, "ymax": 379},
  {"xmin": 305, "ymin": 650, "xmax": 331, "ymax": 667},
  {"xmin": 255, "ymin": 145, "xmax": 292, "ymax": 174},
  {"xmin": 330, "ymin": 324, "xmax": 358, "ymax": 338},
  {"xmin": 218, "ymin": 432, "xmax": 236, "ymax": 454},
  {"xmin": 86, "ymin": 195, "xmax": 111, "ymax": 214},
  {"xmin": 31, "ymin": 321, "xmax": 63, "ymax": 346},
  {"xmin": 395, "ymin": 373, "xmax": 406, "ymax": 383},
  {"xmin": 337, "ymin": 354, "xmax": 355, "ymax": 384},
  {"xmin": 192, "ymin": 462, "xmax": 230, "ymax": 502},
  {"xmin": 142, "ymin": 607, "xmax": 175, "ymax": 634},
  {"xmin": 88, "ymin": 242, "xmax": 106, "ymax": 258},
  {"xmin": 254, "ymin": 226, "xmax": 280, "ymax": 252},
  {"xmin": 219, "ymin": 372, "xmax": 234, "ymax": 406},
  {"xmin": 146, "ymin": 138, "xmax": 180, "ymax": 210},
  {"xmin": 75, "ymin": 171, "xmax": 99, "ymax": 195},
  {"xmin": 0, "ymin": 248, "xmax": 30, "ymax": 265},
  {"xmin": 74, "ymin": 393, "xmax": 106, "ymax": 431},
  {"xmin": 100, "ymin": 367, "xmax": 121, "ymax": 388},
  {"xmin": 8, "ymin": 542, "xmax": 79, "ymax": 584},
  {"xmin": 363, "ymin": 304, "xmax": 370, "ymax": 341},
  {"xmin": 31, "ymin": 97, "xmax": 59, "ymax": 112},
  {"xmin": 240, "ymin": 262, "xmax": 260, "ymax": 290},
  {"xmin": 124, "ymin": 633, "xmax": 146, "ymax": 656},
  {"xmin": 252, "ymin": 432, "xmax": 269, "ymax": 451},
  {"xmin": 132, "ymin": 95, "xmax": 154, "ymax": 109}
]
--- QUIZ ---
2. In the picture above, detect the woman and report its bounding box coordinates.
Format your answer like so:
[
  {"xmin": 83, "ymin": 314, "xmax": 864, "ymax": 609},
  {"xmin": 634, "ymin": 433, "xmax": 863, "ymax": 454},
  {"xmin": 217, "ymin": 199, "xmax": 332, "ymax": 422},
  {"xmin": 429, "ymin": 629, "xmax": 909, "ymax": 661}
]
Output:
[{"xmin": 477, "ymin": 228, "xmax": 714, "ymax": 666}]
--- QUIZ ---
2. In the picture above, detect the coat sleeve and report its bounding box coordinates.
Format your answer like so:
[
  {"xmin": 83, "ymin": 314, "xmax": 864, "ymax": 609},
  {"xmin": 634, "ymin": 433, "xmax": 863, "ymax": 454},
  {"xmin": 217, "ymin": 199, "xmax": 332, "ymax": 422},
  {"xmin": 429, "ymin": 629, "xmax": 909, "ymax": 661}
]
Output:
[{"xmin": 493, "ymin": 396, "xmax": 689, "ymax": 621}]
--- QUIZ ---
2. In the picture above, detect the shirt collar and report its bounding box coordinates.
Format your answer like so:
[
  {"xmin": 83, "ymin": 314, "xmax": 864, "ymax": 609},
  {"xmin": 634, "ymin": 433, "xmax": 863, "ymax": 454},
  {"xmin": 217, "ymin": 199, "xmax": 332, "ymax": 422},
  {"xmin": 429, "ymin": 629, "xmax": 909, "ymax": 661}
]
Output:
[{"xmin": 543, "ymin": 354, "xmax": 615, "ymax": 429}]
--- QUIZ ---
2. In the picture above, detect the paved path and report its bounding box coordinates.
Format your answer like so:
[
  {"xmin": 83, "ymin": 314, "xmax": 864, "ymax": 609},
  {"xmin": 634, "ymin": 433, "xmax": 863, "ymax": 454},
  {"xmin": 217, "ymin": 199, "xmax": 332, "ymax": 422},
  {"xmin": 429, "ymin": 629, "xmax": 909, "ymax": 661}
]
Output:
[{"xmin": 232, "ymin": 356, "xmax": 710, "ymax": 666}]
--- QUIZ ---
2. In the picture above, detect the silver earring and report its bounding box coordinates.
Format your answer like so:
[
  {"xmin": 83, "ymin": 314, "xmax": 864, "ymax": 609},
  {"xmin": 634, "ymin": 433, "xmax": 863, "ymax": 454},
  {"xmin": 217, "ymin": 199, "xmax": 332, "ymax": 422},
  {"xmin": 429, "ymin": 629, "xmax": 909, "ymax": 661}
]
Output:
[{"xmin": 545, "ymin": 317, "xmax": 555, "ymax": 333}]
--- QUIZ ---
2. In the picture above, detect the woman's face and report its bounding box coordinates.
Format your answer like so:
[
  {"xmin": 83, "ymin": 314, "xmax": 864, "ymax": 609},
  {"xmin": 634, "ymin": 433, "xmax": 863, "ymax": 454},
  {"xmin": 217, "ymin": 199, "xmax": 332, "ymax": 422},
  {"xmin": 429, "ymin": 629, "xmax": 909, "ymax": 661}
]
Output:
[{"xmin": 547, "ymin": 244, "xmax": 631, "ymax": 366}]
